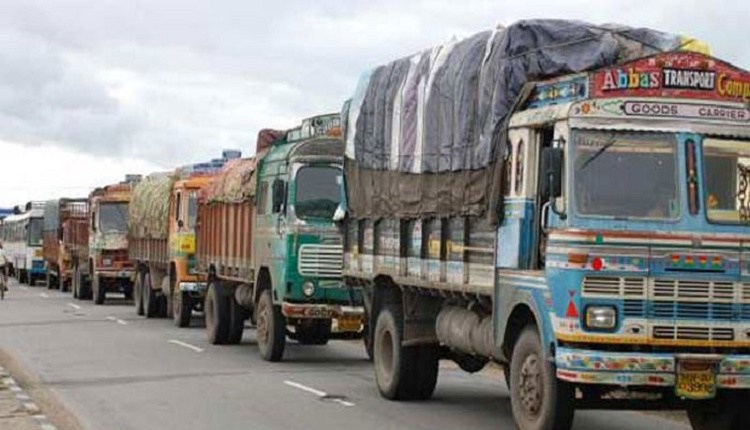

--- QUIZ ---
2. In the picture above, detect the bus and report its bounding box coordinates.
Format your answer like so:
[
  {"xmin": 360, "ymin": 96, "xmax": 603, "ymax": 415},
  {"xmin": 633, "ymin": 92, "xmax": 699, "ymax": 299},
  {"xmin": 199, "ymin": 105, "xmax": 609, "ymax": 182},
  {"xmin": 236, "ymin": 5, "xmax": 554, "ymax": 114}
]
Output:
[{"xmin": 2, "ymin": 203, "xmax": 46, "ymax": 285}]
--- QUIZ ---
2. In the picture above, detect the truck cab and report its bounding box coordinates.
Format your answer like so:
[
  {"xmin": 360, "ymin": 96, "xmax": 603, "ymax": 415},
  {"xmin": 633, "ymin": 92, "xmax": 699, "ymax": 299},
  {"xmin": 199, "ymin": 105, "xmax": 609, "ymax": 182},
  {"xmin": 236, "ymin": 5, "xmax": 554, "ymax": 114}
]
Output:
[
  {"xmin": 252, "ymin": 114, "xmax": 364, "ymax": 358},
  {"xmin": 500, "ymin": 51, "xmax": 750, "ymax": 426},
  {"xmin": 87, "ymin": 183, "xmax": 136, "ymax": 304}
]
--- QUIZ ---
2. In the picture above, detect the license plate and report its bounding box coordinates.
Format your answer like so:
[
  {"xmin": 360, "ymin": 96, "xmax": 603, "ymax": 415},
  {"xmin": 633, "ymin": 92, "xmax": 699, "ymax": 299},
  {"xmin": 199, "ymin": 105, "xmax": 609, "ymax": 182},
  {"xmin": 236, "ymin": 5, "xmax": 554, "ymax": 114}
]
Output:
[
  {"xmin": 676, "ymin": 360, "xmax": 717, "ymax": 400},
  {"xmin": 337, "ymin": 316, "xmax": 362, "ymax": 332}
]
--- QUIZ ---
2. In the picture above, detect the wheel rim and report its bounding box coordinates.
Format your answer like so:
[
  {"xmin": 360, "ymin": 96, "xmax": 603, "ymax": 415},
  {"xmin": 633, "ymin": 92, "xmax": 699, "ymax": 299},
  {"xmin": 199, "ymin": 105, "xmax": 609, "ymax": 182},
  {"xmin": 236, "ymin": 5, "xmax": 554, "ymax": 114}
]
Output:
[
  {"xmin": 519, "ymin": 353, "xmax": 543, "ymax": 418},
  {"xmin": 257, "ymin": 296, "xmax": 269, "ymax": 347}
]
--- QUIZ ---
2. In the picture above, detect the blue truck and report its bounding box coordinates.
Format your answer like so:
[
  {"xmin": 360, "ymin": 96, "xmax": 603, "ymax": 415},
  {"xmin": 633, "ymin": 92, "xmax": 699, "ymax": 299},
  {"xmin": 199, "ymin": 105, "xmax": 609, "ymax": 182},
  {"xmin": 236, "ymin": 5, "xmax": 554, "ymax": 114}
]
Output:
[{"xmin": 342, "ymin": 20, "xmax": 750, "ymax": 430}]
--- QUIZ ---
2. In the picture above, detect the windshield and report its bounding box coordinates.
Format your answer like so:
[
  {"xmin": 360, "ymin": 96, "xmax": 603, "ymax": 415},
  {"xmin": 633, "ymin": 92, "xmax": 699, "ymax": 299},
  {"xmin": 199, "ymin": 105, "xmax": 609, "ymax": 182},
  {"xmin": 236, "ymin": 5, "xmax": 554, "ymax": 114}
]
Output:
[
  {"xmin": 28, "ymin": 218, "xmax": 43, "ymax": 246},
  {"xmin": 99, "ymin": 203, "xmax": 129, "ymax": 233},
  {"xmin": 187, "ymin": 191, "xmax": 198, "ymax": 229},
  {"xmin": 573, "ymin": 131, "xmax": 679, "ymax": 220},
  {"xmin": 294, "ymin": 166, "xmax": 342, "ymax": 219},
  {"xmin": 704, "ymin": 138, "xmax": 750, "ymax": 224}
]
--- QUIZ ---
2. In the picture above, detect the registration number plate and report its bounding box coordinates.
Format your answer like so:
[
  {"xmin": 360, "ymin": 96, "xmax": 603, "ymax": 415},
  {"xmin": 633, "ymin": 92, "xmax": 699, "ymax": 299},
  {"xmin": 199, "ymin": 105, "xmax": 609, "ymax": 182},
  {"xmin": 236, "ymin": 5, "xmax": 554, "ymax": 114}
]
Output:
[
  {"xmin": 675, "ymin": 360, "xmax": 717, "ymax": 400},
  {"xmin": 337, "ymin": 316, "xmax": 362, "ymax": 332}
]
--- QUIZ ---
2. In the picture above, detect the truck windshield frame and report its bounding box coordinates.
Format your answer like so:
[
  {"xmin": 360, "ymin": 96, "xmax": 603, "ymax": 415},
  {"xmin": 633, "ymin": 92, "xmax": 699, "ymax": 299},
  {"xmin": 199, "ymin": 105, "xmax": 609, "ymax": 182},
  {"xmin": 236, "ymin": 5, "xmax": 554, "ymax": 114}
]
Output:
[
  {"xmin": 99, "ymin": 202, "xmax": 129, "ymax": 233},
  {"xmin": 28, "ymin": 217, "xmax": 43, "ymax": 246},
  {"xmin": 293, "ymin": 165, "xmax": 342, "ymax": 220},
  {"xmin": 703, "ymin": 137, "xmax": 750, "ymax": 224},
  {"xmin": 572, "ymin": 130, "xmax": 680, "ymax": 221}
]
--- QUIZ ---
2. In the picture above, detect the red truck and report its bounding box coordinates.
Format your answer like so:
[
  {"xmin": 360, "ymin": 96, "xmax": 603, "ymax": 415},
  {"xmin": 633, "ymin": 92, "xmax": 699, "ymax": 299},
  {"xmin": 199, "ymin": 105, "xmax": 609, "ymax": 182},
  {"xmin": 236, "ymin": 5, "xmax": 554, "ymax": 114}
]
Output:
[{"xmin": 43, "ymin": 199, "xmax": 89, "ymax": 292}]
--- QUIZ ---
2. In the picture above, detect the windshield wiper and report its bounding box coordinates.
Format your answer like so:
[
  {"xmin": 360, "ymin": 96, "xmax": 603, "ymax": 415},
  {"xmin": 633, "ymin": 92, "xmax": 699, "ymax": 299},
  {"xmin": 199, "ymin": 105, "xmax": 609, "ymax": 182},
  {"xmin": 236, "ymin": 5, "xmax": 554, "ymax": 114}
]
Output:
[{"xmin": 579, "ymin": 137, "xmax": 617, "ymax": 171}]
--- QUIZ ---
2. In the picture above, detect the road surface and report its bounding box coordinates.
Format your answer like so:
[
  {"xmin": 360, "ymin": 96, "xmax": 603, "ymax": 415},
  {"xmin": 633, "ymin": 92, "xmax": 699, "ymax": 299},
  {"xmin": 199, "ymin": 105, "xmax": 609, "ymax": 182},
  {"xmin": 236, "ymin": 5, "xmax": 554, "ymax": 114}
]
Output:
[{"xmin": 0, "ymin": 278, "xmax": 689, "ymax": 430}]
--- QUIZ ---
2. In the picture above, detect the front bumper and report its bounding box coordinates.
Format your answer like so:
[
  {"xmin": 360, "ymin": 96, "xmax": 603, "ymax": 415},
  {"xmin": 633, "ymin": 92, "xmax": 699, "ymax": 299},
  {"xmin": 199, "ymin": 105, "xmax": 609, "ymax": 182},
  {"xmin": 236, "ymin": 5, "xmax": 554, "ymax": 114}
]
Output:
[
  {"xmin": 179, "ymin": 282, "xmax": 206, "ymax": 293},
  {"xmin": 282, "ymin": 302, "xmax": 364, "ymax": 325},
  {"xmin": 97, "ymin": 269, "xmax": 134, "ymax": 279},
  {"xmin": 556, "ymin": 347, "xmax": 750, "ymax": 389}
]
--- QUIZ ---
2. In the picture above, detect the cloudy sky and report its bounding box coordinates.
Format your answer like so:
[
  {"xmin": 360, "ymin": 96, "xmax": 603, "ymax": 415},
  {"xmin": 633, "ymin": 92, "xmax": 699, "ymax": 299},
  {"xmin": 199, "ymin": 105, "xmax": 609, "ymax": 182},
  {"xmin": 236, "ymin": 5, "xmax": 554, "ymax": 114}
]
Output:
[{"xmin": 0, "ymin": 0, "xmax": 748, "ymax": 207}]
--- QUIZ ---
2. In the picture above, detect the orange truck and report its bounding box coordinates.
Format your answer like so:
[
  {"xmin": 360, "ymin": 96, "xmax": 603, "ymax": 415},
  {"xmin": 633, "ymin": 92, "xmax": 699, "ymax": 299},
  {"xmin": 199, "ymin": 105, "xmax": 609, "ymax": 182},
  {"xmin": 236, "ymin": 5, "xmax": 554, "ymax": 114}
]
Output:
[
  {"xmin": 73, "ymin": 177, "xmax": 139, "ymax": 303},
  {"xmin": 128, "ymin": 158, "xmax": 229, "ymax": 325}
]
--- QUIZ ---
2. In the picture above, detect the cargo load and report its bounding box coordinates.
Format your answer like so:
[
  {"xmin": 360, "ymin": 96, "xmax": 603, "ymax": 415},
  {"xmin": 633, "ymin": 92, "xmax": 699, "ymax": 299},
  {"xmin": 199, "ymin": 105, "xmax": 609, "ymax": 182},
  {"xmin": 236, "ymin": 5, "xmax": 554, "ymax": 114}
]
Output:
[
  {"xmin": 343, "ymin": 19, "xmax": 697, "ymax": 220},
  {"xmin": 128, "ymin": 173, "xmax": 176, "ymax": 240},
  {"xmin": 203, "ymin": 158, "xmax": 257, "ymax": 203}
]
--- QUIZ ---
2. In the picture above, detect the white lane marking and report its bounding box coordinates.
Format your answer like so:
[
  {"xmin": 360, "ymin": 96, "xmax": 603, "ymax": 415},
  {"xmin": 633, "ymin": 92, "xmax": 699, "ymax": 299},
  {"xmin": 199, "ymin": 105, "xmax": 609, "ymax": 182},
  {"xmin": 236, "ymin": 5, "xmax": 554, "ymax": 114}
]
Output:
[
  {"xmin": 116, "ymin": 319, "xmax": 128, "ymax": 325},
  {"xmin": 67, "ymin": 303, "xmax": 81, "ymax": 310},
  {"xmin": 283, "ymin": 380, "xmax": 355, "ymax": 407},
  {"xmin": 106, "ymin": 316, "xmax": 117, "ymax": 321},
  {"xmin": 284, "ymin": 380, "xmax": 327, "ymax": 397},
  {"xmin": 168, "ymin": 339, "xmax": 204, "ymax": 353},
  {"xmin": 39, "ymin": 293, "xmax": 49, "ymax": 298}
]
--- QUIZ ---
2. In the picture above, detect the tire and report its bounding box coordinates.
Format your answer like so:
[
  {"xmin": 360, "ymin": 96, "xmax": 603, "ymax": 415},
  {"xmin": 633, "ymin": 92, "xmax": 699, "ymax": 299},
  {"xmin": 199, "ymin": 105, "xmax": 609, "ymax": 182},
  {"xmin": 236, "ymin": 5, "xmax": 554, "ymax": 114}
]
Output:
[
  {"xmin": 687, "ymin": 393, "xmax": 750, "ymax": 430},
  {"xmin": 60, "ymin": 273, "xmax": 69, "ymax": 293},
  {"xmin": 205, "ymin": 281, "xmax": 230, "ymax": 344},
  {"xmin": 143, "ymin": 272, "xmax": 159, "ymax": 318},
  {"xmin": 28, "ymin": 273, "xmax": 35, "ymax": 286},
  {"xmin": 374, "ymin": 304, "xmax": 439, "ymax": 400},
  {"xmin": 46, "ymin": 271, "xmax": 54, "ymax": 289},
  {"xmin": 363, "ymin": 321, "xmax": 374, "ymax": 361},
  {"xmin": 173, "ymin": 289, "xmax": 192, "ymax": 328},
  {"xmin": 227, "ymin": 298, "xmax": 246, "ymax": 345},
  {"xmin": 509, "ymin": 327, "xmax": 574, "ymax": 430},
  {"xmin": 93, "ymin": 275, "xmax": 105, "ymax": 305},
  {"xmin": 296, "ymin": 319, "xmax": 331, "ymax": 345},
  {"xmin": 133, "ymin": 270, "xmax": 144, "ymax": 316},
  {"xmin": 72, "ymin": 266, "xmax": 79, "ymax": 299},
  {"xmin": 256, "ymin": 289, "xmax": 285, "ymax": 362}
]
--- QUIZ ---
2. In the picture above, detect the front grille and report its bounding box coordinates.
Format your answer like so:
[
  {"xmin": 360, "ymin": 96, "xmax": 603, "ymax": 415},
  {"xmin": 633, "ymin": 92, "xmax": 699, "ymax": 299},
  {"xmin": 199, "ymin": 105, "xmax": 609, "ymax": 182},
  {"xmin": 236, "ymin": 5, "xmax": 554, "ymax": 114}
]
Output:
[
  {"xmin": 298, "ymin": 244, "xmax": 343, "ymax": 278},
  {"xmin": 652, "ymin": 279, "xmax": 735, "ymax": 302},
  {"xmin": 582, "ymin": 276, "xmax": 646, "ymax": 297},
  {"xmin": 653, "ymin": 325, "xmax": 735, "ymax": 341}
]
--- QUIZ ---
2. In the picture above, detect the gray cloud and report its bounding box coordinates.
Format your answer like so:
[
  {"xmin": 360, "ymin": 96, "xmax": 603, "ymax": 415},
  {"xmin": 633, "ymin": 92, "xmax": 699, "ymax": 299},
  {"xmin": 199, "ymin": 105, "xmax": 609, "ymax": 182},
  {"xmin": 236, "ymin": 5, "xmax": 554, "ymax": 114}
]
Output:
[{"xmin": 0, "ymin": 0, "xmax": 748, "ymax": 169}]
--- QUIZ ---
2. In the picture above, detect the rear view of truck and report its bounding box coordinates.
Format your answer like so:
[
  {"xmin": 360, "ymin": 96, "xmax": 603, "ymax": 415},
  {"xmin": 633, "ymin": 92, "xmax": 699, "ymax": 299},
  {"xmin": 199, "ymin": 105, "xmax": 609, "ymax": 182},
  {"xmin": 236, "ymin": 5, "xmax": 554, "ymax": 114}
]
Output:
[{"xmin": 43, "ymin": 199, "xmax": 88, "ymax": 292}]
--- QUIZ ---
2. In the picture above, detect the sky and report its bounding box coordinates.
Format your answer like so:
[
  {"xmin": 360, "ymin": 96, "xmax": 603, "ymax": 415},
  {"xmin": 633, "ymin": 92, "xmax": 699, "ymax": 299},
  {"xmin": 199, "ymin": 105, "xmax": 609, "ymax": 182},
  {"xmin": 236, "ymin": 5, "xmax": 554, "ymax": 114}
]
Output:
[{"xmin": 0, "ymin": 0, "xmax": 748, "ymax": 207}]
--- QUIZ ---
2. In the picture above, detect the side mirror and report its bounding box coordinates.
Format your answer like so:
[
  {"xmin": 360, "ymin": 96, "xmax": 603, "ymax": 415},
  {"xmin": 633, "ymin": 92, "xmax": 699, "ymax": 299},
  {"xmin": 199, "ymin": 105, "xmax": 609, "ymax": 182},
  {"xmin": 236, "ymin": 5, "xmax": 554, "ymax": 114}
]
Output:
[
  {"xmin": 272, "ymin": 179, "xmax": 286, "ymax": 214},
  {"xmin": 333, "ymin": 204, "xmax": 346, "ymax": 222},
  {"xmin": 541, "ymin": 147, "xmax": 563, "ymax": 200}
]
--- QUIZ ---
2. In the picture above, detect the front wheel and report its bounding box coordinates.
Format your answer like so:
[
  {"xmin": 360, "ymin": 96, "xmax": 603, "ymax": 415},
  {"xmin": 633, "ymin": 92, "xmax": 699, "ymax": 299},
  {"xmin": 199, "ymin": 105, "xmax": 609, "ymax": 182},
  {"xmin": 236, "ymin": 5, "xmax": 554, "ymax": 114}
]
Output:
[
  {"xmin": 93, "ymin": 275, "xmax": 105, "ymax": 305},
  {"xmin": 173, "ymin": 290, "xmax": 192, "ymax": 328},
  {"xmin": 143, "ymin": 272, "xmax": 159, "ymax": 318},
  {"xmin": 509, "ymin": 327, "xmax": 574, "ymax": 430},
  {"xmin": 205, "ymin": 281, "xmax": 230, "ymax": 344},
  {"xmin": 256, "ymin": 289, "xmax": 285, "ymax": 362},
  {"xmin": 374, "ymin": 305, "xmax": 439, "ymax": 400}
]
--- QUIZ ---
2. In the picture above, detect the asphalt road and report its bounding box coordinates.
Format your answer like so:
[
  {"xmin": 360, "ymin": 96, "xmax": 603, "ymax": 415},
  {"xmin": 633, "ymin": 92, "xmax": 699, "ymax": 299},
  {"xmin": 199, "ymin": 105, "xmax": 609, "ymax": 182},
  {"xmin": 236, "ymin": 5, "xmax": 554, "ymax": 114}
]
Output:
[{"xmin": 0, "ymin": 278, "xmax": 689, "ymax": 430}]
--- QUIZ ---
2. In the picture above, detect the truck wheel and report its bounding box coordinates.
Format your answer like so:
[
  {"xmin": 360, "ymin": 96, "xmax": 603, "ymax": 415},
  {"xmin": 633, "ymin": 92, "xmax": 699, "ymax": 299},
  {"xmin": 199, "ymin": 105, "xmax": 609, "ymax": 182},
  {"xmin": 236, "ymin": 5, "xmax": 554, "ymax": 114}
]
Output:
[
  {"xmin": 28, "ymin": 273, "xmax": 35, "ymax": 286},
  {"xmin": 93, "ymin": 275, "xmax": 106, "ymax": 305},
  {"xmin": 256, "ymin": 289, "xmax": 285, "ymax": 362},
  {"xmin": 227, "ymin": 298, "xmax": 246, "ymax": 345},
  {"xmin": 296, "ymin": 319, "xmax": 331, "ymax": 345},
  {"xmin": 374, "ymin": 304, "xmax": 439, "ymax": 400},
  {"xmin": 687, "ymin": 393, "xmax": 748, "ymax": 430},
  {"xmin": 46, "ymin": 272, "xmax": 54, "ymax": 289},
  {"xmin": 72, "ymin": 267, "xmax": 79, "ymax": 299},
  {"xmin": 143, "ymin": 272, "xmax": 159, "ymax": 318},
  {"xmin": 173, "ymin": 290, "xmax": 192, "ymax": 328},
  {"xmin": 363, "ymin": 321, "xmax": 374, "ymax": 361},
  {"xmin": 509, "ymin": 327, "xmax": 574, "ymax": 430},
  {"xmin": 205, "ymin": 281, "xmax": 230, "ymax": 344},
  {"xmin": 133, "ymin": 271, "xmax": 144, "ymax": 316},
  {"xmin": 60, "ymin": 274, "xmax": 69, "ymax": 293}
]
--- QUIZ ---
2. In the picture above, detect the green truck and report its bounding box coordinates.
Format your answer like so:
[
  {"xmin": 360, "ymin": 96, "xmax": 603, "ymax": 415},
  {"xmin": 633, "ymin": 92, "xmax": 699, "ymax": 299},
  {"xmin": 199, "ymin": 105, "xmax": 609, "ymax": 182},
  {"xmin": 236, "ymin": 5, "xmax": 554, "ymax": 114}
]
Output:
[{"xmin": 197, "ymin": 114, "xmax": 365, "ymax": 361}]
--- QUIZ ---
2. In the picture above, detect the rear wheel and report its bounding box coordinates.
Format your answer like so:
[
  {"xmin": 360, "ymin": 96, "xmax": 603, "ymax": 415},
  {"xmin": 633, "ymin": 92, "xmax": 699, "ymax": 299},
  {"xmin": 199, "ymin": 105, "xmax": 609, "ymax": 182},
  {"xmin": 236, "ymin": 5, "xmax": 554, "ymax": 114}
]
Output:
[
  {"xmin": 373, "ymin": 304, "xmax": 439, "ymax": 400},
  {"xmin": 509, "ymin": 327, "xmax": 574, "ymax": 430},
  {"xmin": 205, "ymin": 281, "xmax": 230, "ymax": 344},
  {"xmin": 143, "ymin": 272, "xmax": 158, "ymax": 318},
  {"xmin": 227, "ymin": 298, "xmax": 246, "ymax": 345},
  {"xmin": 256, "ymin": 289, "xmax": 285, "ymax": 362},
  {"xmin": 93, "ymin": 275, "xmax": 105, "ymax": 305},
  {"xmin": 173, "ymin": 290, "xmax": 192, "ymax": 328},
  {"xmin": 133, "ymin": 270, "xmax": 144, "ymax": 316}
]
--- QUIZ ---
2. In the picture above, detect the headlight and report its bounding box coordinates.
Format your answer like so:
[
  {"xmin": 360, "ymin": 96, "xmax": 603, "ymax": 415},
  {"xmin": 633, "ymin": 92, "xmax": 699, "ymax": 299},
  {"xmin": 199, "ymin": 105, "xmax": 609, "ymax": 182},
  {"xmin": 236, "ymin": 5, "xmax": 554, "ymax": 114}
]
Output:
[
  {"xmin": 302, "ymin": 281, "xmax": 315, "ymax": 297},
  {"xmin": 585, "ymin": 305, "xmax": 617, "ymax": 330}
]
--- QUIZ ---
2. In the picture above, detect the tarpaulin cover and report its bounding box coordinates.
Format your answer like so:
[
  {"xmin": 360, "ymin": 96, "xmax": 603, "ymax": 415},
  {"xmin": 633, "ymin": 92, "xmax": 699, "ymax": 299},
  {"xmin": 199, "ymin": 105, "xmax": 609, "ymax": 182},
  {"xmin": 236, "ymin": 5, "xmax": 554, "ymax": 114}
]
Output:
[
  {"xmin": 256, "ymin": 129, "xmax": 285, "ymax": 155},
  {"xmin": 344, "ymin": 19, "xmax": 690, "ymax": 220},
  {"xmin": 204, "ymin": 158, "xmax": 257, "ymax": 203},
  {"xmin": 128, "ymin": 173, "xmax": 176, "ymax": 240}
]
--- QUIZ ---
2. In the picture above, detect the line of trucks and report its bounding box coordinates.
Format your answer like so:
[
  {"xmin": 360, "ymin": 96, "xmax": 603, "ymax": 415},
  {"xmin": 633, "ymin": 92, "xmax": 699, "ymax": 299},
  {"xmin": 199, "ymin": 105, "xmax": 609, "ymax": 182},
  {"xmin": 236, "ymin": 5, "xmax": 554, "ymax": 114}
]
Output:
[{"xmin": 2, "ymin": 19, "xmax": 750, "ymax": 430}]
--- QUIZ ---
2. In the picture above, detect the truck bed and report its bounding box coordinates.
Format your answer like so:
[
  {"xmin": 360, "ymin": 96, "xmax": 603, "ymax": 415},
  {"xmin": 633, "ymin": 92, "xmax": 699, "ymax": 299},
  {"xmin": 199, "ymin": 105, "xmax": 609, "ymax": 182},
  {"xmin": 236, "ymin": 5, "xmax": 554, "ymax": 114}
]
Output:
[{"xmin": 196, "ymin": 201, "xmax": 253, "ymax": 281}]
